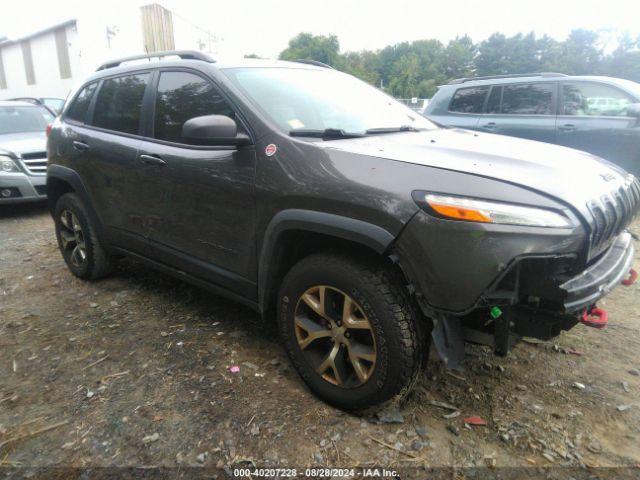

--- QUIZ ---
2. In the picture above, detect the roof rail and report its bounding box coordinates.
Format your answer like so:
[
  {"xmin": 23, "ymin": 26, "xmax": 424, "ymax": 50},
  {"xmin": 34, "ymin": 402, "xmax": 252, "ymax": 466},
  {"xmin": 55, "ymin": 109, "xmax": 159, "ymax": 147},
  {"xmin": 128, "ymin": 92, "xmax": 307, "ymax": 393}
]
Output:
[
  {"xmin": 289, "ymin": 59, "xmax": 333, "ymax": 69},
  {"xmin": 97, "ymin": 50, "xmax": 215, "ymax": 71},
  {"xmin": 448, "ymin": 72, "xmax": 567, "ymax": 85}
]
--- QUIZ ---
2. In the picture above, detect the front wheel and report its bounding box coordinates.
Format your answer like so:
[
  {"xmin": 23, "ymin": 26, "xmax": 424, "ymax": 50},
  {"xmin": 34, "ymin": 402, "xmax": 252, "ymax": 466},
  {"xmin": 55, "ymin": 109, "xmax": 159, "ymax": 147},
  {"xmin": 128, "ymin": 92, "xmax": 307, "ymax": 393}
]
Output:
[{"xmin": 277, "ymin": 253, "xmax": 425, "ymax": 411}]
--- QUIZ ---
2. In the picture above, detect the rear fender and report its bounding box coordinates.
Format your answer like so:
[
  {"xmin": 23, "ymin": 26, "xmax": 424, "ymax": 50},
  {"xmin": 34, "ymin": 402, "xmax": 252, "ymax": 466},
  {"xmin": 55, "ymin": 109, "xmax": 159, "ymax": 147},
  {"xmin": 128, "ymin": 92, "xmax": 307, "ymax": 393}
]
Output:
[{"xmin": 47, "ymin": 164, "xmax": 105, "ymax": 239}]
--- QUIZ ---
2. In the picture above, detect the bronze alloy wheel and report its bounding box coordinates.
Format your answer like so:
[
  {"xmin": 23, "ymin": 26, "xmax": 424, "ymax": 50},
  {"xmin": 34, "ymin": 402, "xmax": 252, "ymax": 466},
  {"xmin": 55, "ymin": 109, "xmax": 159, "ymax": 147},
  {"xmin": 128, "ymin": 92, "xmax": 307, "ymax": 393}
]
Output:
[
  {"xmin": 294, "ymin": 285, "xmax": 377, "ymax": 388},
  {"xmin": 59, "ymin": 209, "xmax": 87, "ymax": 267}
]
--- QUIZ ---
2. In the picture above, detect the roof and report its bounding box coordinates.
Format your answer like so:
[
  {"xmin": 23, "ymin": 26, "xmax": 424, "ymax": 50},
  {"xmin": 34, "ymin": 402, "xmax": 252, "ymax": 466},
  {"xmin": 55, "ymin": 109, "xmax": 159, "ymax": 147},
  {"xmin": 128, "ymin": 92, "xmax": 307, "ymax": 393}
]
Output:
[
  {"xmin": 0, "ymin": 100, "xmax": 43, "ymax": 107},
  {"xmin": 448, "ymin": 72, "xmax": 567, "ymax": 84},
  {"xmin": 443, "ymin": 74, "xmax": 639, "ymax": 89},
  {"xmin": 0, "ymin": 19, "xmax": 76, "ymax": 48},
  {"xmin": 85, "ymin": 54, "xmax": 328, "ymax": 83}
]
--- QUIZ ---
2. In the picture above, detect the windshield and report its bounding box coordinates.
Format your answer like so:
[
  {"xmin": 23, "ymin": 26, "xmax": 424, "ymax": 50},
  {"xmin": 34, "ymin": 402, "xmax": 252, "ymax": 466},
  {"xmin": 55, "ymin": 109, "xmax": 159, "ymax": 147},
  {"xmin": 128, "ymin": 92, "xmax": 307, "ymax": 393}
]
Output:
[
  {"xmin": 224, "ymin": 67, "xmax": 436, "ymax": 135},
  {"xmin": 0, "ymin": 106, "xmax": 54, "ymax": 135}
]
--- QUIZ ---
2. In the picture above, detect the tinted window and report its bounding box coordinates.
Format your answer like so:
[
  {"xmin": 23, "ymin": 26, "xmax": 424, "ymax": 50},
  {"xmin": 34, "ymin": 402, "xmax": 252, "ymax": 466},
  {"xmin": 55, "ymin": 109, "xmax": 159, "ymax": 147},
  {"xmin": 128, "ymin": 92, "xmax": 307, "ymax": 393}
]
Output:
[
  {"xmin": 154, "ymin": 71, "xmax": 235, "ymax": 143},
  {"xmin": 485, "ymin": 86, "xmax": 502, "ymax": 113},
  {"xmin": 448, "ymin": 86, "xmax": 489, "ymax": 113},
  {"xmin": 92, "ymin": 73, "xmax": 149, "ymax": 134},
  {"xmin": 562, "ymin": 82, "xmax": 636, "ymax": 117},
  {"xmin": 501, "ymin": 83, "xmax": 553, "ymax": 115},
  {"xmin": 66, "ymin": 83, "xmax": 97, "ymax": 123}
]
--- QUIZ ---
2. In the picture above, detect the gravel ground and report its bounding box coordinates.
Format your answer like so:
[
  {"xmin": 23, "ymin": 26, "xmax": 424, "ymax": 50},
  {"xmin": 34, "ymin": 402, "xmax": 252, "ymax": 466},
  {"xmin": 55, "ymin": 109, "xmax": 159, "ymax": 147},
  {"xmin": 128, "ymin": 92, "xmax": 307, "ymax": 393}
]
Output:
[{"xmin": 1, "ymin": 203, "xmax": 639, "ymax": 479}]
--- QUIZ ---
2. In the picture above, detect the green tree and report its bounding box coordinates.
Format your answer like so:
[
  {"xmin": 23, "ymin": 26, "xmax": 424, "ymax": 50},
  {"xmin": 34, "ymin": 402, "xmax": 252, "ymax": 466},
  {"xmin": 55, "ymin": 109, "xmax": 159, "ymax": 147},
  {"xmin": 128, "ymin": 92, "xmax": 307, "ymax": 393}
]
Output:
[
  {"xmin": 277, "ymin": 29, "xmax": 640, "ymax": 98},
  {"xmin": 388, "ymin": 54, "xmax": 422, "ymax": 97},
  {"xmin": 601, "ymin": 33, "xmax": 640, "ymax": 82},
  {"xmin": 342, "ymin": 51, "xmax": 381, "ymax": 86},
  {"xmin": 476, "ymin": 32, "xmax": 546, "ymax": 75},
  {"xmin": 444, "ymin": 35, "xmax": 477, "ymax": 79},
  {"xmin": 557, "ymin": 29, "xmax": 602, "ymax": 75},
  {"xmin": 475, "ymin": 33, "xmax": 510, "ymax": 75},
  {"xmin": 279, "ymin": 33, "xmax": 342, "ymax": 67}
]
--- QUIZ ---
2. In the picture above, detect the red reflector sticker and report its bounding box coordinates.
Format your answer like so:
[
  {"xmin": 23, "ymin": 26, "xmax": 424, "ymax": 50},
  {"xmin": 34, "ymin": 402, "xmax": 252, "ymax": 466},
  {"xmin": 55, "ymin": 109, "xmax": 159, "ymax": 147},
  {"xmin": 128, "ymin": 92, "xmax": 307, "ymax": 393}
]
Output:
[{"xmin": 265, "ymin": 144, "xmax": 277, "ymax": 157}]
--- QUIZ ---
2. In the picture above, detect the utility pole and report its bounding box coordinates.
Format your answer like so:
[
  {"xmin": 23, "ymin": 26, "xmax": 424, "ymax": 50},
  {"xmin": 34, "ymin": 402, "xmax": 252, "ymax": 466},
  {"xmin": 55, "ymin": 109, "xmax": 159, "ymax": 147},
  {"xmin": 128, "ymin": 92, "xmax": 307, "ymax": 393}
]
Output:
[{"xmin": 106, "ymin": 26, "xmax": 117, "ymax": 49}]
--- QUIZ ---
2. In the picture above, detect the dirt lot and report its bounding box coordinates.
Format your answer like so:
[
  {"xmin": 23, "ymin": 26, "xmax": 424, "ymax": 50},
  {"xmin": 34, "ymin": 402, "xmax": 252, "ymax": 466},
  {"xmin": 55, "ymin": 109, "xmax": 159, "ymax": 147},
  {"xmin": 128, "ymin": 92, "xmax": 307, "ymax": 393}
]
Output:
[{"xmin": 1, "ymin": 203, "xmax": 639, "ymax": 478}]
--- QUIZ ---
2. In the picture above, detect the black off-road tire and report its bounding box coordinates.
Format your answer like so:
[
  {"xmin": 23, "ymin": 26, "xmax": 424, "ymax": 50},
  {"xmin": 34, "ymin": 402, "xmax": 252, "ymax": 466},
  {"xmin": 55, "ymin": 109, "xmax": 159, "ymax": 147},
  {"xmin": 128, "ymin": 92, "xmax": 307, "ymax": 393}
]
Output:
[
  {"xmin": 54, "ymin": 193, "xmax": 115, "ymax": 280},
  {"xmin": 277, "ymin": 253, "xmax": 425, "ymax": 411}
]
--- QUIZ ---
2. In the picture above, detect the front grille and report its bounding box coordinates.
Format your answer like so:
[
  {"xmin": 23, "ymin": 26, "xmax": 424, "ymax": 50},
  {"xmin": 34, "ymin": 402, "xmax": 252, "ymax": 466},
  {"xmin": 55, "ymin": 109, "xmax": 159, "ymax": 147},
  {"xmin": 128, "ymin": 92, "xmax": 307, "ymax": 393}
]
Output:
[
  {"xmin": 588, "ymin": 176, "xmax": 640, "ymax": 259},
  {"xmin": 20, "ymin": 151, "xmax": 47, "ymax": 174}
]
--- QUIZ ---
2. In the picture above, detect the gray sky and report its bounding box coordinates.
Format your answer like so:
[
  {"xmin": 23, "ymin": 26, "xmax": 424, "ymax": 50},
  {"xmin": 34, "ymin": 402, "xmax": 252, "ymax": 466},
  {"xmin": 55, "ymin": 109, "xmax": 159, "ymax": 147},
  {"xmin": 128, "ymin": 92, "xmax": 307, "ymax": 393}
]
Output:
[{"xmin": 2, "ymin": 0, "xmax": 639, "ymax": 57}]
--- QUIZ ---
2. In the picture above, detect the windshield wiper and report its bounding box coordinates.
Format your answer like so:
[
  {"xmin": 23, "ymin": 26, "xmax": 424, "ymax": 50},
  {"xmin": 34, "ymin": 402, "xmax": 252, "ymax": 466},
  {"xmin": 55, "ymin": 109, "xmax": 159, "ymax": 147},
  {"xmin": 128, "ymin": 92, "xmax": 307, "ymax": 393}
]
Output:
[
  {"xmin": 289, "ymin": 128, "xmax": 366, "ymax": 139},
  {"xmin": 365, "ymin": 125, "xmax": 421, "ymax": 134}
]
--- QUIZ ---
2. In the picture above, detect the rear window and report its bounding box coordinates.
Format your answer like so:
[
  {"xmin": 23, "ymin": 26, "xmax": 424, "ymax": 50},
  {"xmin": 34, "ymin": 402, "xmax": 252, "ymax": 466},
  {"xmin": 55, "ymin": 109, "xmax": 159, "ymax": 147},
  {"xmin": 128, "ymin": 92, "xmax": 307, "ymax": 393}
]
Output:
[
  {"xmin": 92, "ymin": 73, "xmax": 150, "ymax": 134},
  {"xmin": 66, "ymin": 83, "xmax": 97, "ymax": 123},
  {"xmin": 448, "ymin": 86, "xmax": 489, "ymax": 113},
  {"xmin": 500, "ymin": 83, "xmax": 554, "ymax": 115}
]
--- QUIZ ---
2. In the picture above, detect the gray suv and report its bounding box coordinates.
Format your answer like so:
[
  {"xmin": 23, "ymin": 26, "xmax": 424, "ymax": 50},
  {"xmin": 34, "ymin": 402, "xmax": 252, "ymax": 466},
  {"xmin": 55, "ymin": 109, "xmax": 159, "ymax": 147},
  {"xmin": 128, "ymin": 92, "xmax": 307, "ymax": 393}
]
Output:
[
  {"xmin": 425, "ymin": 73, "xmax": 640, "ymax": 177},
  {"xmin": 46, "ymin": 52, "xmax": 639, "ymax": 410},
  {"xmin": 0, "ymin": 101, "xmax": 54, "ymax": 203}
]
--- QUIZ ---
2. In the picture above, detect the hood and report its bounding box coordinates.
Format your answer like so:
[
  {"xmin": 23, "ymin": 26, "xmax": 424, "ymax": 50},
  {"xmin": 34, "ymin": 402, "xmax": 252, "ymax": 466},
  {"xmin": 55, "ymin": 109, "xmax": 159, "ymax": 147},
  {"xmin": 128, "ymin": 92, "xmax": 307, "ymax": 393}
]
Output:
[
  {"xmin": 322, "ymin": 128, "xmax": 633, "ymax": 220},
  {"xmin": 0, "ymin": 132, "xmax": 47, "ymax": 156}
]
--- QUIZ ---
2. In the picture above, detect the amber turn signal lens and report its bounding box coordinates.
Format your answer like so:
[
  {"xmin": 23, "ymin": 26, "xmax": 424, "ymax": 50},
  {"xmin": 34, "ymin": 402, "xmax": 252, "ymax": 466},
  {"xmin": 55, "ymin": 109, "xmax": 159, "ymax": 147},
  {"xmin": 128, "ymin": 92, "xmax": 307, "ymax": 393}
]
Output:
[{"xmin": 427, "ymin": 201, "xmax": 492, "ymax": 223}]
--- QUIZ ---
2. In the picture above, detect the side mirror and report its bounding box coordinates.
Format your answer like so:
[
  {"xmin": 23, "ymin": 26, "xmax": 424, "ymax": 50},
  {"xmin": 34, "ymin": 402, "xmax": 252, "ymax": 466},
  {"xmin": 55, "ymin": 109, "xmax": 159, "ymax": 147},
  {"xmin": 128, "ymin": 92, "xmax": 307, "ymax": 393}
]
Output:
[
  {"xmin": 181, "ymin": 115, "xmax": 250, "ymax": 146},
  {"xmin": 626, "ymin": 103, "xmax": 640, "ymax": 118}
]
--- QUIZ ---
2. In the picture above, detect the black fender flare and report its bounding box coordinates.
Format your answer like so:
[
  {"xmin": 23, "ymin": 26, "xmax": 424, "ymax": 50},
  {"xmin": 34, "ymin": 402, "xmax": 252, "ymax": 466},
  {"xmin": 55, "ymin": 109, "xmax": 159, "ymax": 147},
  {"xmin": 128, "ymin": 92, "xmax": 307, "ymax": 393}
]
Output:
[
  {"xmin": 47, "ymin": 164, "xmax": 105, "ymax": 238},
  {"xmin": 257, "ymin": 209, "xmax": 396, "ymax": 313}
]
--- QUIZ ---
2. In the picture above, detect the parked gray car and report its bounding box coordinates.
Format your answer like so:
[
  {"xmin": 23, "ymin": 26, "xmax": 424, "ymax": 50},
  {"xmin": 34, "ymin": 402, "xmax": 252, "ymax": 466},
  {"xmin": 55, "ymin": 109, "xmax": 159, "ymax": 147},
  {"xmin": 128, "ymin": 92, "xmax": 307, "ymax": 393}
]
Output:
[
  {"xmin": 0, "ymin": 101, "xmax": 53, "ymax": 203},
  {"xmin": 424, "ymin": 73, "xmax": 640, "ymax": 177}
]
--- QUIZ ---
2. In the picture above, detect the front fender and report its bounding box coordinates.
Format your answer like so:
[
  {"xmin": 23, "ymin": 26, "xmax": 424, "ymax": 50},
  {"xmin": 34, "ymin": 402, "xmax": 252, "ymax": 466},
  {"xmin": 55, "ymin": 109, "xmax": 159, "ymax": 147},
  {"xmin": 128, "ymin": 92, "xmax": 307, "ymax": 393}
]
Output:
[{"xmin": 257, "ymin": 209, "xmax": 396, "ymax": 312}]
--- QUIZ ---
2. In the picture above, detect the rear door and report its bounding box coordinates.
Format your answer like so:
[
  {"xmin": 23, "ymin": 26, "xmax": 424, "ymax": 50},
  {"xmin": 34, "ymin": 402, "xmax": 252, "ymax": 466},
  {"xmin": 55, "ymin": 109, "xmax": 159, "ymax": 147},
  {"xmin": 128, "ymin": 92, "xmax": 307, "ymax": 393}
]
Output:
[
  {"xmin": 478, "ymin": 82, "xmax": 557, "ymax": 143},
  {"xmin": 73, "ymin": 72, "xmax": 151, "ymax": 238},
  {"xmin": 135, "ymin": 69, "xmax": 257, "ymax": 292},
  {"xmin": 556, "ymin": 80, "xmax": 640, "ymax": 176}
]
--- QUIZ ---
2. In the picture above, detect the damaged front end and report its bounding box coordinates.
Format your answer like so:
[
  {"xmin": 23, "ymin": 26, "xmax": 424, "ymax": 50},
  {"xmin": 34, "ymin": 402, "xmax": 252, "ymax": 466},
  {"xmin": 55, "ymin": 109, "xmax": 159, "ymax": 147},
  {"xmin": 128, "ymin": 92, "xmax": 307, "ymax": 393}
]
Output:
[
  {"xmin": 430, "ymin": 231, "xmax": 636, "ymax": 370},
  {"xmin": 422, "ymin": 232, "xmax": 636, "ymax": 369},
  {"xmin": 463, "ymin": 232, "xmax": 634, "ymax": 356},
  {"xmin": 395, "ymin": 179, "xmax": 639, "ymax": 369}
]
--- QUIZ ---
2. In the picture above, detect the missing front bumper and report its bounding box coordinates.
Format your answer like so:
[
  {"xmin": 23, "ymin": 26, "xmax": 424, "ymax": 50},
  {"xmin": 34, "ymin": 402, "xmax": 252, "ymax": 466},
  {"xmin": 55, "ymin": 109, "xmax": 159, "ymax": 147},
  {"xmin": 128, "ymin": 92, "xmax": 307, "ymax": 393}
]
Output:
[{"xmin": 561, "ymin": 232, "xmax": 634, "ymax": 313}]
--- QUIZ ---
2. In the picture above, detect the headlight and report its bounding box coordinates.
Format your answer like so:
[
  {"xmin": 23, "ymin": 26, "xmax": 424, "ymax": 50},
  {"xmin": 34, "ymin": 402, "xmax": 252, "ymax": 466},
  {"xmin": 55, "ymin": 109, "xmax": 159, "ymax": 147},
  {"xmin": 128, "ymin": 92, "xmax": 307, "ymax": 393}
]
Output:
[
  {"xmin": 0, "ymin": 156, "xmax": 19, "ymax": 173},
  {"xmin": 421, "ymin": 193, "xmax": 574, "ymax": 228}
]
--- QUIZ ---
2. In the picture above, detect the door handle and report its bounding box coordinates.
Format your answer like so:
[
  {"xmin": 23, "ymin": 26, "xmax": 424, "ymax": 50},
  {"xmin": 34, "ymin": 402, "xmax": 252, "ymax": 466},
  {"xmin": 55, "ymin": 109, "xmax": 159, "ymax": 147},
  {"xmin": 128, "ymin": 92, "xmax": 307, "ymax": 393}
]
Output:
[
  {"xmin": 73, "ymin": 141, "xmax": 90, "ymax": 152},
  {"xmin": 559, "ymin": 123, "xmax": 576, "ymax": 132},
  {"xmin": 139, "ymin": 154, "xmax": 166, "ymax": 166},
  {"xmin": 481, "ymin": 122, "xmax": 497, "ymax": 130}
]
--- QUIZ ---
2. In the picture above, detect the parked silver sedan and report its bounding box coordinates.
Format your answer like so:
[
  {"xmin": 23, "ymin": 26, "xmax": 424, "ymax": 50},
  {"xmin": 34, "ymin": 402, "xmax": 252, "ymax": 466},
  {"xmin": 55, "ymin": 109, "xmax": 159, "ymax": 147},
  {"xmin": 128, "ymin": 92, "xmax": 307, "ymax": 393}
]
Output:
[{"xmin": 0, "ymin": 101, "xmax": 54, "ymax": 203}]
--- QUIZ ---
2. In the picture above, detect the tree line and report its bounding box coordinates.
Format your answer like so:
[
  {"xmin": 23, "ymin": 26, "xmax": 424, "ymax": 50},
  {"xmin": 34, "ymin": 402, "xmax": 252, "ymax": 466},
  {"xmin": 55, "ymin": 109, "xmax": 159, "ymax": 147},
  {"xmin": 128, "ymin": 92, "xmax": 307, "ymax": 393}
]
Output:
[{"xmin": 272, "ymin": 30, "xmax": 640, "ymax": 98}]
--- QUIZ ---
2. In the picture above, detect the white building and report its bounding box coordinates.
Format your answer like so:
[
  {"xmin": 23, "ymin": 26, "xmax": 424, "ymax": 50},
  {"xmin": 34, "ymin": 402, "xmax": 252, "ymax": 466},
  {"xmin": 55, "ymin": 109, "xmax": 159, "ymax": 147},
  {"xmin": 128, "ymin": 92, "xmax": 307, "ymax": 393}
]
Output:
[{"xmin": 0, "ymin": 3, "xmax": 219, "ymax": 100}]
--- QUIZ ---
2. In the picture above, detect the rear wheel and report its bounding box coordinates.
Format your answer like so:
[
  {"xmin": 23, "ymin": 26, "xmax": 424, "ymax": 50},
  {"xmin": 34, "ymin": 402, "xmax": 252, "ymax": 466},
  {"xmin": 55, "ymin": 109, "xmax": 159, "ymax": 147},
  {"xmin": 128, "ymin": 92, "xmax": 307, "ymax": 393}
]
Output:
[
  {"xmin": 278, "ymin": 253, "xmax": 425, "ymax": 411},
  {"xmin": 54, "ymin": 193, "xmax": 114, "ymax": 280}
]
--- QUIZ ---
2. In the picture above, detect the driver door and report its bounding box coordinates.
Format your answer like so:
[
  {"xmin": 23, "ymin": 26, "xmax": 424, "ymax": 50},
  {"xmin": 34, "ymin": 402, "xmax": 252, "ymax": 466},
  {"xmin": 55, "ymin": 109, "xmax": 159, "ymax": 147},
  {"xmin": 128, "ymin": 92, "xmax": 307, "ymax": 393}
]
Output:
[{"xmin": 136, "ymin": 69, "xmax": 257, "ymax": 293}]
